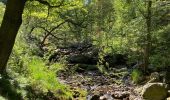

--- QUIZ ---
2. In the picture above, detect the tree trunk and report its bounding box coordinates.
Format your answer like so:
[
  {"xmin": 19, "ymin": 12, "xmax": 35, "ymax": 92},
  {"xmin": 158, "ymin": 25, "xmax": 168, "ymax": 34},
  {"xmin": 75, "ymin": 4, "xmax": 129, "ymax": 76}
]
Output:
[
  {"xmin": 143, "ymin": 1, "xmax": 152, "ymax": 72},
  {"xmin": 0, "ymin": 0, "xmax": 26, "ymax": 74}
]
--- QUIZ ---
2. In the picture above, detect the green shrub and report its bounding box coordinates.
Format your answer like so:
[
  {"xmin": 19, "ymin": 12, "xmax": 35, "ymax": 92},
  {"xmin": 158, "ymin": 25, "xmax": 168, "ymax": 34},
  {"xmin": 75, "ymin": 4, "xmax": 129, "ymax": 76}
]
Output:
[
  {"xmin": 131, "ymin": 69, "xmax": 143, "ymax": 84},
  {"xmin": 26, "ymin": 57, "xmax": 72, "ymax": 99},
  {"xmin": 150, "ymin": 54, "xmax": 170, "ymax": 68},
  {"xmin": 8, "ymin": 56, "xmax": 73, "ymax": 99},
  {"xmin": 7, "ymin": 29, "xmax": 73, "ymax": 99}
]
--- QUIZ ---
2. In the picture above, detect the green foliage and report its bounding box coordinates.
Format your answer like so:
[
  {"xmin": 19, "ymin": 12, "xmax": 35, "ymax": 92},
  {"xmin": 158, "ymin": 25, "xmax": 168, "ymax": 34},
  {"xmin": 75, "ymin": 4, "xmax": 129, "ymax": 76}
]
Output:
[
  {"xmin": 26, "ymin": 57, "xmax": 72, "ymax": 98},
  {"xmin": 0, "ymin": 76, "xmax": 23, "ymax": 100},
  {"xmin": 1, "ymin": 0, "xmax": 170, "ymax": 99},
  {"xmin": 149, "ymin": 24, "xmax": 170, "ymax": 68},
  {"xmin": 131, "ymin": 69, "xmax": 143, "ymax": 84},
  {"xmin": 97, "ymin": 51, "xmax": 109, "ymax": 74},
  {"xmin": 7, "ymin": 26, "xmax": 73, "ymax": 99},
  {"xmin": 0, "ymin": 2, "xmax": 5, "ymax": 23},
  {"xmin": 0, "ymin": 96, "xmax": 5, "ymax": 100},
  {"xmin": 8, "ymin": 55, "xmax": 73, "ymax": 99}
]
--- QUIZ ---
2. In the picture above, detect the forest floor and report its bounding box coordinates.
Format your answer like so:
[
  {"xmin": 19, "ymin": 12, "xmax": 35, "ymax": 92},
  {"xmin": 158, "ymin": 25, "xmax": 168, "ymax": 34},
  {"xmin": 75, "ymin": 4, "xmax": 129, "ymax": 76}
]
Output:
[
  {"xmin": 50, "ymin": 43, "xmax": 144, "ymax": 100},
  {"xmin": 58, "ymin": 66, "xmax": 143, "ymax": 100}
]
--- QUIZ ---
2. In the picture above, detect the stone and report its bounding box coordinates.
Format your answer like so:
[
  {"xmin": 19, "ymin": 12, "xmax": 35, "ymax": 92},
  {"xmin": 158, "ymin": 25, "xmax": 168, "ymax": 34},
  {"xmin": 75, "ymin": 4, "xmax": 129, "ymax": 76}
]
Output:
[
  {"xmin": 164, "ymin": 71, "xmax": 170, "ymax": 84},
  {"xmin": 168, "ymin": 90, "xmax": 170, "ymax": 97},
  {"xmin": 73, "ymin": 90, "xmax": 80, "ymax": 98},
  {"xmin": 167, "ymin": 97, "xmax": 170, "ymax": 100},
  {"xmin": 103, "ymin": 53, "xmax": 127, "ymax": 68},
  {"xmin": 100, "ymin": 94, "xmax": 114, "ymax": 100},
  {"xmin": 112, "ymin": 91, "xmax": 130, "ymax": 99},
  {"xmin": 67, "ymin": 53, "xmax": 98, "ymax": 65},
  {"xmin": 90, "ymin": 95, "xmax": 100, "ymax": 100},
  {"xmin": 148, "ymin": 72, "xmax": 160, "ymax": 83},
  {"xmin": 142, "ymin": 83, "xmax": 168, "ymax": 100},
  {"xmin": 75, "ymin": 64, "xmax": 98, "ymax": 73}
]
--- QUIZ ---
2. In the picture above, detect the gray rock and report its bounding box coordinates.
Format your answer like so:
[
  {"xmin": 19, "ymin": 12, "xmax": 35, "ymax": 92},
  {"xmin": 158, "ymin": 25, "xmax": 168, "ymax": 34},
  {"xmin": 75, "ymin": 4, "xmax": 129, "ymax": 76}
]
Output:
[
  {"xmin": 100, "ymin": 94, "xmax": 114, "ymax": 100},
  {"xmin": 148, "ymin": 72, "xmax": 160, "ymax": 83}
]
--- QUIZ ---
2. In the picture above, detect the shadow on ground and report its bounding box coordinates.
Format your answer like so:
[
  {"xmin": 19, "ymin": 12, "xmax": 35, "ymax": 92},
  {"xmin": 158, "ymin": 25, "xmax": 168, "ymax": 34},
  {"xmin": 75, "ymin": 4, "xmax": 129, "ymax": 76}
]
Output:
[{"xmin": 0, "ymin": 75, "xmax": 22, "ymax": 100}]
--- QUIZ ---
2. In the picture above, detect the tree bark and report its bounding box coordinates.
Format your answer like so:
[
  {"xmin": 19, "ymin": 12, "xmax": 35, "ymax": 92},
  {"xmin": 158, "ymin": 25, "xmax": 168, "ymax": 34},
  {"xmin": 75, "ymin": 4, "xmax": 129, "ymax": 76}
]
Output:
[
  {"xmin": 0, "ymin": 0, "xmax": 26, "ymax": 74},
  {"xmin": 143, "ymin": 1, "xmax": 152, "ymax": 72}
]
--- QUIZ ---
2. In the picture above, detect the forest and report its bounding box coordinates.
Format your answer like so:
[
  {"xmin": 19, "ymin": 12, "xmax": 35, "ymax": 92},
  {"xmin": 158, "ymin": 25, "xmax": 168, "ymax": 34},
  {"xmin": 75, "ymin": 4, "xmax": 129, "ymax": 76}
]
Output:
[{"xmin": 0, "ymin": 0, "xmax": 170, "ymax": 100}]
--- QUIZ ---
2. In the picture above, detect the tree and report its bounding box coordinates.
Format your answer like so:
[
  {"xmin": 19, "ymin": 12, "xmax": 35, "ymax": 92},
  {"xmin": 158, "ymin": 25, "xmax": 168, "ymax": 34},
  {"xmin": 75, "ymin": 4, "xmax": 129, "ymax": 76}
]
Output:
[
  {"xmin": 0, "ymin": 0, "xmax": 65, "ymax": 74},
  {"xmin": 0, "ymin": 0, "xmax": 26, "ymax": 74},
  {"xmin": 143, "ymin": 0, "xmax": 152, "ymax": 72}
]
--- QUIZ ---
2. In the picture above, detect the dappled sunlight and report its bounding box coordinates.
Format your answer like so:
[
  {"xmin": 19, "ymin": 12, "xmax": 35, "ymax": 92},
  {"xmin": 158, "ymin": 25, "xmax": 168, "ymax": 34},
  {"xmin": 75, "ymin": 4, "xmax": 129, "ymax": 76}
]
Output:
[{"xmin": 0, "ymin": 0, "xmax": 170, "ymax": 100}]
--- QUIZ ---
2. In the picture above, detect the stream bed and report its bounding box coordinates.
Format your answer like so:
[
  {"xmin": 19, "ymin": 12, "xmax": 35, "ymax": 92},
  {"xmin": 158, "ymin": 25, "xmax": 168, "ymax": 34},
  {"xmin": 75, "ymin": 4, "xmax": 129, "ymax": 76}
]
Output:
[{"xmin": 58, "ymin": 67, "xmax": 142, "ymax": 100}]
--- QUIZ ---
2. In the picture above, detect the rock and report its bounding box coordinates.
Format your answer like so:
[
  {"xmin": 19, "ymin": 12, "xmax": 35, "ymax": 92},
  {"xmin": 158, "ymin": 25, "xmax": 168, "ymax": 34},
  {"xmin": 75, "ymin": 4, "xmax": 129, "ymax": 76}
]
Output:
[
  {"xmin": 142, "ymin": 83, "xmax": 168, "ymax": 100},
  {"xmin": 112, "ymin": 91, "xmax": 130, "ymax": 99},
  {"xmin": 49, "ymin": 42, "xmax": 99, "ymax": 64},
  {"xmin": 90, "ymin": 95, "xmax": 100, "ymax": 100},
  {"xmin": 148, "ymin": 72, "xmax": 160, "ymax": 83},
  {"xmin": 157, "ymin": 67, "xmax": 170, "ymax": 84},
  {"xmin": 100, "ymin": 94, "xmax": 114, "ymax": 100},
  {"xmin": 167, "ymin": 97, "xmax": 170, "ymax": 100},
  {"xmin": 73, "ymin": 90, "xmax": 80, "ymax": 98},
  {"xmin": 135, "ymin": 86, "xmax": 143, "ymax": 94},
  {"xmin": 168, "ymin": 90, "xmax": 170, "ymax": 97},
  {"xmin": 75, "ymin": 64, "xmax": 98, "ymax": 73},
  {"xmin": 164, "ymin": 71, "xmax": 170, "ymax": 84},
  {"xmin": 131, "ymin": 62, "xmax": 145, "ymax": 72},
  {"xmin": 48, "ymin": 52, "xmax": 60, "ymax": 62},
  {"xmin": 67, "ymin": 53, "xmax": 98, "ymax": 65},
  {"xmin": 109, "ymin": 74, "xmax": 120, "ymax": 79},
  {"xmin": 103, "ymin": 54, "xmax": 127, "ymax": 68}
]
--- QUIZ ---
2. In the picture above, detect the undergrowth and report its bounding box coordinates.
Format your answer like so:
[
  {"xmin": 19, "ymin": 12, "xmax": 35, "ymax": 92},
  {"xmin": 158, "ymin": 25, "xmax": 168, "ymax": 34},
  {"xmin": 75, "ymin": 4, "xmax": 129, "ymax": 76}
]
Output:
[
  {"xmin": 2, "ymin": 27, "xmax": 74, "ymax": 100},
  {"xmin": 6, "ymin": 56, "xmax": 73, "ymax": 100},
  {"xmin": 131, "ymin": 69, "xmax": 143, "ymax": 84}
]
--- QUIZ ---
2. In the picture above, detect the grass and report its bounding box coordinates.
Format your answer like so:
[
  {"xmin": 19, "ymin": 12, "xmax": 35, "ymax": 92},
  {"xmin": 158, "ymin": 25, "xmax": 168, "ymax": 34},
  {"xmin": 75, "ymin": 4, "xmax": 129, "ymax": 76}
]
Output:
[
  {"xmin": 131, "ymin": 69, "xmax": 143, "ymax": 84},
  {"xmin": 25, "ymin": 57, "xmax": 73, "ymax": 99},
  {"xmin": 7, "ymin": 55, "xmax": 73, "ymax": 99}
]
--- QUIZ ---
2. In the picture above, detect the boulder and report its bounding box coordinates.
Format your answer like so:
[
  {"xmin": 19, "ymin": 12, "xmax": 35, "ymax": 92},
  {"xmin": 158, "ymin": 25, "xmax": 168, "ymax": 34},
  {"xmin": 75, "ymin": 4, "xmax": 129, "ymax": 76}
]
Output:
[
  {"xmin": 103, "ymin": 53, "xmax": 127, "ymax": 68},
  {"xmin": 167, "ymin": 97, "xmax": 170, "ymax": 100},
  {"xmin": 142, "ymin": 83, "xmax": 168, "ymax": 100},
  {"xmin": 67, "ymin": 54, "xmax": 97, "ymax": 65},
  {"xmin": 48, "ymin": 42, "xmax": 99, "ymax": 64},
  {"xmin": 75, "ymin": 64, "xmax": 98, "ymax": 73}
]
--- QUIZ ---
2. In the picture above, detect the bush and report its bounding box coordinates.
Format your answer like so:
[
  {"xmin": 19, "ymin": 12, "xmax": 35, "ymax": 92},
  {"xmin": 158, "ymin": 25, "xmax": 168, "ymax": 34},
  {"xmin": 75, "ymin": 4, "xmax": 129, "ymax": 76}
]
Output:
[
  {"xmin": 131, "ymin": 69, "xmax": 143, "ymax": 84},
  {"xmin": 8, "ymin": 55, "xmax": 73, "ymax": 99},
  {"xmin": 6, "ymin": 27, "xmax": 73, "ymax": 99}
]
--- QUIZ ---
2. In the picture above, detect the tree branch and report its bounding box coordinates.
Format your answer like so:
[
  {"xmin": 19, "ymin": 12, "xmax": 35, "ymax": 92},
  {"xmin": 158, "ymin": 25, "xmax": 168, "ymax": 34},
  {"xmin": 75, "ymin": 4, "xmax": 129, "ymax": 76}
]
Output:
[
  {"xmin": 50, "ymin": 21, "xmax": 66, "ymax": 32},
  {"xmin": 34, "ymin": 21, "xmax": 66, "ymax": 46},
  {"xmin": 31, "ymin": 0, "xmax": 65, "ymax": 8}
]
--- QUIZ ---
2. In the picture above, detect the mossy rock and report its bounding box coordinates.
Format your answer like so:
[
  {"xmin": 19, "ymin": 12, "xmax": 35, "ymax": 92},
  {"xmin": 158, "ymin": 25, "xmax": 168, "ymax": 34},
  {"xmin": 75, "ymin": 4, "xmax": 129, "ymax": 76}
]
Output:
[
  {"xmin": 67, "ymin": 54, "xmax": 97, "ymax": 65},
  {"xmin": 75, "ymin": 64, "xmax": 98, "ymax": 73},
  {"xmin": 142, "ymin": 83, "xmax": 168, "ymax": 100}
]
